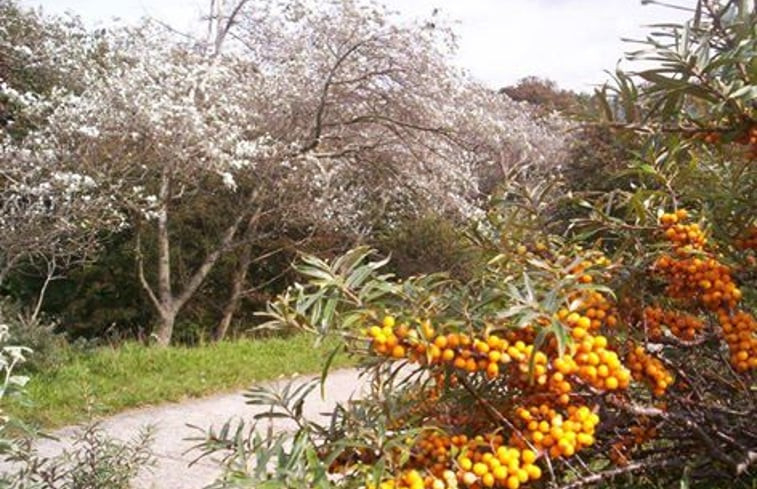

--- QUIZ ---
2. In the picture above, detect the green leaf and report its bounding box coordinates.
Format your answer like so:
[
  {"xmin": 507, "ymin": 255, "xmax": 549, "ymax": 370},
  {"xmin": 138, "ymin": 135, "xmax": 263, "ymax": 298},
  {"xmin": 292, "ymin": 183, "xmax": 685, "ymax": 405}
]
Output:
[
  {"xmin": 728, "ymin": 84, "xmax": 757, "ymax": 101},
  {"xmin": 320, "ymin": 343, "xmax": 344, "ymax": 399}
]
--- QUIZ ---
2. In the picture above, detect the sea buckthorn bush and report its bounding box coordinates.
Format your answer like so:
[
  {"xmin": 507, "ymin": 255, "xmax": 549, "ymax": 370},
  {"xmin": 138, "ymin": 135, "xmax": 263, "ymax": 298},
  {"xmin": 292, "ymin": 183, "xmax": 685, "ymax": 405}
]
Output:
[
  {"xmin": 198, "ymin": 201, "xmax": 754, "ymax": 489},
  {"xmin": 197, "ymin": 2, "xmax": 755, "ymax": 488}
]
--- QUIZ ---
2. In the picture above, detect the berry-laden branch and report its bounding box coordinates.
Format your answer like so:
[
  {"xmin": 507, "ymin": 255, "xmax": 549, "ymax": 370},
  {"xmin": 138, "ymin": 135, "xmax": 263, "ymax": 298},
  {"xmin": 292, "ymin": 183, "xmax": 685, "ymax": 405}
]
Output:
[{"xmin": 349, "ymin": 210, "xmax": 755, "ymax": 489}]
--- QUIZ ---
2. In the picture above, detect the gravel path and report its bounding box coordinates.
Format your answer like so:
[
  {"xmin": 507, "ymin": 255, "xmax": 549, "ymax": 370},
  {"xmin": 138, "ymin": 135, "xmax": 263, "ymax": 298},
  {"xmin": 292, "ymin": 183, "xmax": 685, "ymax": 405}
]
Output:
[{"xmin": 30, "ymin": 368, "xmax": 366, "ymax": 489}]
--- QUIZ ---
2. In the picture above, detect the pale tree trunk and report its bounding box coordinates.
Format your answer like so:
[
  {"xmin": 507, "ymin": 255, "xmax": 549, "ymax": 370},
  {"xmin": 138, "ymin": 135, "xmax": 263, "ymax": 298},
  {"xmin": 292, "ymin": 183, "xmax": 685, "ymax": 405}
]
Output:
[
  {"xmin": 28, "ymin": 256, "xmax": 58, "ymax": 325},
  {"xmin": 137, "ymin": 169, "xmax": 246, "ymax": 346},
  {"xmin": 153, "ymin": 168, "xmax": 174, "ymax": 345},
  {"xmin": 154, "ymin": 306, "xmax": 177, "ymax": 346}
]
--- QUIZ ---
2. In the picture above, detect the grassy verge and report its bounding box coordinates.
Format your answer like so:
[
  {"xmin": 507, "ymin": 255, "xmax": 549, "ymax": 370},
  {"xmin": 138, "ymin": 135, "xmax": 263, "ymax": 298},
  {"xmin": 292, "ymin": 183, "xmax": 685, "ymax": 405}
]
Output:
[{"xmin": 6, "ymin": 334, "xmax": 353, "ymax": 429}]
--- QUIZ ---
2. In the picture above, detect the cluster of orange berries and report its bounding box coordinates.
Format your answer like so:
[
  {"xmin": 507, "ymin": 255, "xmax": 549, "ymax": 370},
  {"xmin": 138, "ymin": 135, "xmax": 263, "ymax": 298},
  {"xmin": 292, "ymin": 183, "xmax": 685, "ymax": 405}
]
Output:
[
  {"xmin": 376, "ymin": 432, "xmax": 543, "ymax": 489},
  {"xmin": 656, "ymin": 211, "xmax": 741, "ymax": 311},
  {"xmin": 366, "ymin": 316, "xmax": 435, "ymax": 360},
  {"xmin": 512, "ymin": 404, "xmax": 599, "ymax": 459},
  {"xmin": 367, "ymin": 308, "xmax": 631, "ymax": 397},
  {"xmin": 363, "ymin": 254, "xmax": 640, "ymax": 489},
  {"xmin": 408, "ymin": 432, "xmax": 464, "ymax": 475},
  {"xmin": 717, "ymin": 309, "xmax": 757, "ymax": 371},
  {"xmin": 374, "ymin": 469, "xmax": 429, "ymax": 489},
  {"xmin": 655, "ymin": 254, "xmax": 742, "ymax": 310},
  {"xmin": 552, "ymin": 307, "xmax": 630, "ymax": 391},
  {"xmin": 366, "ymin": 317, "xmax": 542, "ymax": 381},
  {"xmin": 364, "ymin": 325, "xmax": 616, "ymax": 487},
  {"xmin": 627, "ymin": 343, "xmax": 674, "ymax": 396},
  {"xmin": 558, "ymin": 293, "xmax": 618, "ymax": 333},
  {"xmin": 692, "ymin": 125, "xmax": 757, "ymax": 159},
  {"xmin": 454, "ymin": 438, "xmax": 542, "ymax": 489},
  {"xmin": 643, "ymin": 306, "xmax": 705, "ymax": 341},
  {"xmin": 551, "ymin": 333, "xmax": 630, "ymax": 392},
  {"xmin": 655, "ymin": 210, "xmax": 756, "ymax": 372},
  {"xmin": 660, "ymin": 210, "xmax": 706, "ymax": 250}
]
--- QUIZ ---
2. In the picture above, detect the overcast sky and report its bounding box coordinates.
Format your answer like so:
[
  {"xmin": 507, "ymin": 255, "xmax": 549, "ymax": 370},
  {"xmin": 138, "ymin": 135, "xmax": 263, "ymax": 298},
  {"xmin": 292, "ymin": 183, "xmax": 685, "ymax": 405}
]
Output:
[{"xmin": 21, "ymin": 0, "xmax": 691, "ymax": 92}]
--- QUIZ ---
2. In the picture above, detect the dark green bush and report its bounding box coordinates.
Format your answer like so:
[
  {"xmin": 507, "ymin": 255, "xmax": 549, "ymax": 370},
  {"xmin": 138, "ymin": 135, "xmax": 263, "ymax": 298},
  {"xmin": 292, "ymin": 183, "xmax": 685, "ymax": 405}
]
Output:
[{"xmin": 373, "ymin": 215, "xmax": 481, "ymax": 280}]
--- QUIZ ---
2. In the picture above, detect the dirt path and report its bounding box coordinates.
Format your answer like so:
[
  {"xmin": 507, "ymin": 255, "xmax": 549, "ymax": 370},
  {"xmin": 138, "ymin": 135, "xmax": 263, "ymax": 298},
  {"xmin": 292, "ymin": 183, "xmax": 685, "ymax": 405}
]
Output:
[{"xmin": 32, "ymin": 368, "xmax": 366, "ymax": 489}]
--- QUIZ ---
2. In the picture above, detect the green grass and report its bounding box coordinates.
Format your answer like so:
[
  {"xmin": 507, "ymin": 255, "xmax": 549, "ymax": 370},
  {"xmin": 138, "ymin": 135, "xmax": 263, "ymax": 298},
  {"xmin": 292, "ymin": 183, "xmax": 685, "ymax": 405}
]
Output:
[{"xmin": 6, "ymin": 334, "xmax": 353, "ymax": 429}]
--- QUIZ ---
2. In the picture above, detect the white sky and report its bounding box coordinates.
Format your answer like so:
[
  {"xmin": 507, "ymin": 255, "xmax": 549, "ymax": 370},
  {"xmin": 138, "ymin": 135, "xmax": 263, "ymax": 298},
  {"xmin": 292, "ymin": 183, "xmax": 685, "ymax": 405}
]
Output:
[{"xmin": 20, "ymin": 0, "xmax": 692, "ymax": 92}]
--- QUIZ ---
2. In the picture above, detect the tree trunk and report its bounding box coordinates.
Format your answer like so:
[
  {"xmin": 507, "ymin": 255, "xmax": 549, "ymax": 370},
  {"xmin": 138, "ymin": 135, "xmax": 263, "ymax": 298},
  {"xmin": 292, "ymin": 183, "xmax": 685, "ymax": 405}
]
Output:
[
  {"xmin": 152, "ymin": 169, "xmax": 175, "ymax": 347},
  {"xmin": 213, "ymin": 241, "xmax": 252, "ymax": 342},
  {"xmin": 154, "ymin": 307, "xmax": 177, "ymax": 347},
  {"xmin": 137, "ymin": 208, "xmax": 246, "ymax": 346},
  {"xmin": 29, "ymin": 257, "xmax": 57, "ymax": 324},
  {"xmin": 136, "ymin": 170, "xmax": 253, "ymax": 346},
  {"xmin": 156, "ymin": 169, "xmax": 174, "ymax": 312}
]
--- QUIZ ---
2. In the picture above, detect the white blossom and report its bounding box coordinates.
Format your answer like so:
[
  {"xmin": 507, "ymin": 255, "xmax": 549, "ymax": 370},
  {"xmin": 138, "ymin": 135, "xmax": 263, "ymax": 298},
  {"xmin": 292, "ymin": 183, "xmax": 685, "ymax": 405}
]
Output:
[
  {"xmin": 1, "ymin": 0, "xmax": 572, "ymax": 285},
  {"xmin": 220, "ymin": 172, "xmax": 238, "ymax": 191}
]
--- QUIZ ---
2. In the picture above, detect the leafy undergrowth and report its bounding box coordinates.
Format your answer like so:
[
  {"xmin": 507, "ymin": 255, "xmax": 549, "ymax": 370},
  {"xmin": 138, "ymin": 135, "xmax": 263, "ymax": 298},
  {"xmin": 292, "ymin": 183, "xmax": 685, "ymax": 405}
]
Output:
[{"xmin": 5, "ymin": 334, "xmax": 352, "ymax": 429}]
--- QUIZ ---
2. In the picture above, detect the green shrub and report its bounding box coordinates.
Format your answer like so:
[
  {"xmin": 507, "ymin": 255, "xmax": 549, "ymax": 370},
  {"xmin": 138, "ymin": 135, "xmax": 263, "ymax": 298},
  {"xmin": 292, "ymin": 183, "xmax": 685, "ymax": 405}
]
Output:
[
  {"xmin": 5, "ymin": 423, "xmax": 155, "ymax": 489},
  {"xmin": 0, "ymin": 299, "xmax": 71, "ymax": 374},
  {"xmin": 374, "ymin": 215, "xmax": 481, "ymax": 280}
]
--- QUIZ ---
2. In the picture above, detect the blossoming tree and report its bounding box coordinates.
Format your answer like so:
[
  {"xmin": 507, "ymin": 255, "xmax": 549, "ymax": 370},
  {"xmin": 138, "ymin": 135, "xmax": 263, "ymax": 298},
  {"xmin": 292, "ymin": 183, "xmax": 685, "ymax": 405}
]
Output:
[{"xmin": 1, "ymin": 0, "xmax": 570, "ymax": 344}]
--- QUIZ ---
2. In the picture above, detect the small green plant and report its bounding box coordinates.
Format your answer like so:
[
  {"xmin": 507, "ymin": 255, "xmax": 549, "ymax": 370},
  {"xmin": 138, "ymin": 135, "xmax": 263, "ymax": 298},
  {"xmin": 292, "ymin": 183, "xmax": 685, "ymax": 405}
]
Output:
[{"xmin": 6, "ymin": 423, "xmax": 155, "ymax": 489}]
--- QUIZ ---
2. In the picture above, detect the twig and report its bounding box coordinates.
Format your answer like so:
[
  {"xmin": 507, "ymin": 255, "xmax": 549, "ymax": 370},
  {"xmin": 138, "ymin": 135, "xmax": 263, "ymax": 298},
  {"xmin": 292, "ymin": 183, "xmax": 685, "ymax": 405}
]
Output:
[
  {"xmin": 671, "ymin": 395, "xmax": 753, "ymax": 417},
  {"xmin": 557, "ymin": 457, "xmax": 684, "ymax": 489},
  {"xmin": 652, "ymin": 334, "xmax": 709, "ymax": 348},
  {"xmin": 608, "ymin": 397, "xmax": 738, "ymax": 470}
]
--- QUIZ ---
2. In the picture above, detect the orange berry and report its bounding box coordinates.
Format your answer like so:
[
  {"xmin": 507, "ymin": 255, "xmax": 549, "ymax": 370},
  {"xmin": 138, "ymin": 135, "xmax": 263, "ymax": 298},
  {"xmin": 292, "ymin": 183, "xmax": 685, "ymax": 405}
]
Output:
[
  {"xmin": 526, "ymin": 464, "xmax": 542, "ymax": 480},
  {"xmin": 577, "ymin": 316, "xmax": 591, "ymax": 329},
  {"xmin": 473, "ymin": 462, "xmax": 488, "ymax": 477},
  {"xmin": 482, "ymin": 473, "xmax": 495, "ymax": 487},
  {"xmin": 506, "ymin": 475, "xmax": 520, "ymax": 489},
  {"xmin": 486, "ymin": 362, "xmax": 500, "ymax": 378},
  {"xmin": 454, "ymin": 357, "xmax": 467, "ymax": 369},
  {"xmin": 521, "ymin": 449, "xmax": 536, "ymax": 464},
  {"xmin": 493, "ymin": 465, "xmax": 508, "ymax": 481},
  {"xmin": 571, "ymin": 327, "xmax": 587, "ymax": 340},
  {"xmin": 442, "ymin": 348, "xmax": 456, "ymax": 362}
]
